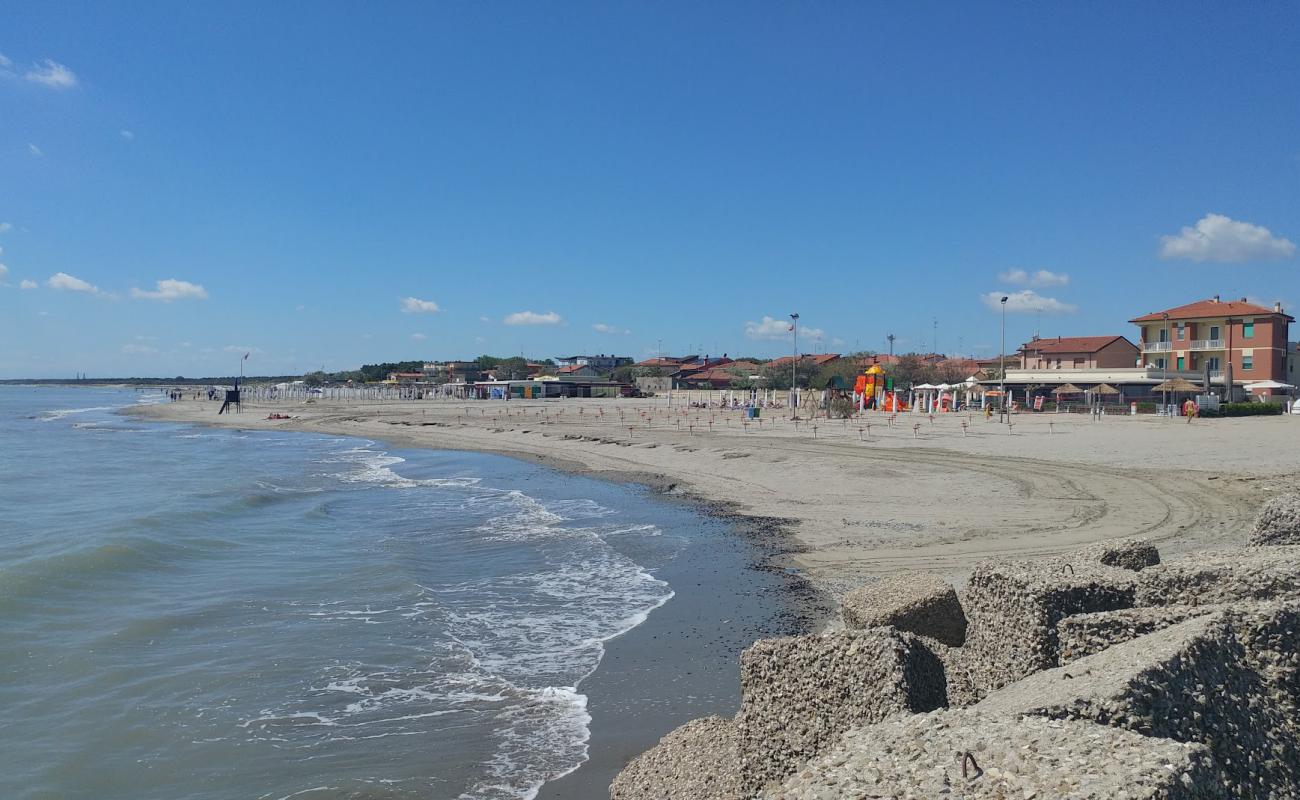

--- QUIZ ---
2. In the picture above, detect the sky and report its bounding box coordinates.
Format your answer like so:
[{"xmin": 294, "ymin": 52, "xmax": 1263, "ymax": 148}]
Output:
[{"xmin": 2, "ymin": 2, "xmax": 1298, "ymax": 378}]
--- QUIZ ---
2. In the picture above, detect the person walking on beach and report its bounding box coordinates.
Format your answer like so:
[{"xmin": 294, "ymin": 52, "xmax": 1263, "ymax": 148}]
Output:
[{"xmin": 1184, "ymin": 397, "xmax": 1198, "ymax": 423}]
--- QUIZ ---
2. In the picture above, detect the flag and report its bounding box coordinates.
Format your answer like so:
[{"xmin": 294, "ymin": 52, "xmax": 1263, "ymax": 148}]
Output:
[{"xmin": 243, "ymin": 352, "xmax": 250, "ymax": 360}]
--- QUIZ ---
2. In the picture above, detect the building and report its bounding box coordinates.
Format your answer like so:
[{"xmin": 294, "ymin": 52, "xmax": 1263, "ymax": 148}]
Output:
[
  {"xmin": 1130, "ymin": 297, "xmax": 1294, "ymax": 395},
  {"xmin": 553, "ymin": 354, "xmax": 633, "ymax": 372},
  {"xmin": 766, "ymin": 353, "xmax": 842, "ymax": 370},
  {"xmin": 1019, "ymin": 335, "xmax": 1140, "ymax": 371},
  {"xmin": 555, "ymin": 363, "xmax": 602, "ymax": 380}
]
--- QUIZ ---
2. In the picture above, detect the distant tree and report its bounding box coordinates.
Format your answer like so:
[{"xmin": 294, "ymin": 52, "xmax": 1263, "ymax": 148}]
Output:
[
  {"xmin": 884, "ymin": 354, "xmax": 934, "ymax": 390},
  {"xmin": 303, "ymin": 370, "xmax": 327, "ymax": 387},
  {"xmin": 495, "ymin": 357, "xmax": 532, "ymax": 380},
  {"xmin": 760, "ymin": 359, "xmax": 820, "ymax": 390},
  {"xmin": 612, "ymin": 365, "xmax": 663, "ymax": 384},
  {"xmin": 812, "ymin": 359, "xmax": 863, "ymax": 390}
]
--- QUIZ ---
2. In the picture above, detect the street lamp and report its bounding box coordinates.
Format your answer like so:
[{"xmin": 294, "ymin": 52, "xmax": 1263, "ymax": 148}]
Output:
[
  {"xmin": 1000, "ymin": 296, "xmax": 1008, "ymax": 420},
  {"xmin": 1161, "ymin": 312, "xmax": 1170, "ymax": 417},
  {"xmin": 790, "ymin": 313, "xmax": 799, "ymax": 413}
]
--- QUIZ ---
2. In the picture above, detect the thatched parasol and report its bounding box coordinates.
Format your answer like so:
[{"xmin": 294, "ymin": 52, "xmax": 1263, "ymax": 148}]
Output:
[
  {"xmin": 1152, "ymin": 377, "xmax": 1200, "ymax": 393},
  {"xmin": 1092, "ymin": 383, "xmax": 1121, "ymax": 395},
  {"xmin": 1052, "ymin": 383, "xmax": 1084, "ymax": 395}
]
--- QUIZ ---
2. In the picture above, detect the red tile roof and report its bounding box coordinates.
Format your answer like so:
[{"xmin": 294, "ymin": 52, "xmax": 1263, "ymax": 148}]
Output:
[
  {"xmin": 557, "ymin": 363, "xmax": 595, "ymax": 374},
  {"xmin": 1130, "ymin": 298, "xmax": 1292, "ymax": 323},
  {"xmin": 767, "ymin": 353, "xmax": 842, "ymax": 368},
  {"xmin": 1019, "ymin": 335, "xmax": 1135, "ymax": 355}
]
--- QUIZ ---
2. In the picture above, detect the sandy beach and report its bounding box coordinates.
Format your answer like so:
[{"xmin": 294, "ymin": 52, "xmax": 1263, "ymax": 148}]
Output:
[{"xmin": 134, "ymin": 395, "xmax": 1298, "ymax": 596}]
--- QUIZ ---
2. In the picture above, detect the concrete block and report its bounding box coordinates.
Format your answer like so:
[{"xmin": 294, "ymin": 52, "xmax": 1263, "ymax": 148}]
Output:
[
  {"xmin": 1135, "ymin": 546, "xmax": 1300, "ymax": 606},
  {"xmin": 1074, "ymin": 537, "xmax": 1161, "ymax": 571},
  {"xmin": 976, "ymin": 603, "xmax": 1300, "ymax": 799},
  {"xmin": 767, "ymin": 708, "xmax": 1223, "ymax": 799},
  {"xmin": 841, "ymin": 571, "xmax": 967, "ymax": 646},
  {"xmin": 1058, "ymin": 605, "xmax": 1215, "ymax": 665},
  {"xmin": 609, "ymin": 716, "xmax": 739, "ymax": 800},
  {"xmin": 1251, "ymin": 492, "xmax": 1300, "ymax": 546},
  {"xmin": 736, "ymin": 628, "xmax": 945, "ymax": 796},
  {"xmin": 958, "ymin": 558, "xmax": 1136, "ymax": 702}
]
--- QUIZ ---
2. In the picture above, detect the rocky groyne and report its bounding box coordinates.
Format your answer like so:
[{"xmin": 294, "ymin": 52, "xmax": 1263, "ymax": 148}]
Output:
[{"xmin": 611, "ymin": 495, "xmax": 1300, "ymax": 799}]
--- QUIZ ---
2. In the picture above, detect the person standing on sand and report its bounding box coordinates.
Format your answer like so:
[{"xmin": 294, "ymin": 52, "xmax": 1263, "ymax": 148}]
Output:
[{"xmin": 1184, "ymin": 397, "xmax": 1197, "ymax": 423}]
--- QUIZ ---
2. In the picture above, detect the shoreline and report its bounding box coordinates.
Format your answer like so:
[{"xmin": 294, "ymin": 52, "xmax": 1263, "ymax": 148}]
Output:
[
  {"xmin": 121, "ymin": 397, "xmax": 835, "ymax": 799},
  {"xmin": 126, "ymin": 396, "xmax": 1293, "ymax": 597}
]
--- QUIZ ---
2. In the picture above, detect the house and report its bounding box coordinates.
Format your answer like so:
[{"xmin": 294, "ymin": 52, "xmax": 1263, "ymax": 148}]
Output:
[
  {"xmin": 385, "ymin": 371, "xmax": 428, "ymax": 384},
  {"xmin": 676, "ymin": 361, "xmax": 761, "ymax": 389},
  {"xmin": 1129, "ymin": 297, "xmax": 1294, "ymax": 394},
  {"xmin": 553, "ymin": 354, "xmax": 633, "ymax": 372},
  {"xmin": 766, "ymin": 353, "xmax": 842, "ymax": 369},
  {"xmin": 555, "ymin": 363, "xmax": 602, "ymax": 380},
  {"xmin": 635, "ymin": 355, "xmax": 700, "ymax": 369},
  {"xmin": 1019, "ymin": 335, "xmax": 1140, "ymax": 371}
]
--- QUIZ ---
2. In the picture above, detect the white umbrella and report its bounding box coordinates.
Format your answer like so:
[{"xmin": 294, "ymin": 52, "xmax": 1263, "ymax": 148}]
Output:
[
  {"xmin": 914, "ymin": 383, "xmax": 936, "ymax": 390},
  {"xmin": 1244, "ymin": 380, "xmax": 1295, "ymax": 391}
]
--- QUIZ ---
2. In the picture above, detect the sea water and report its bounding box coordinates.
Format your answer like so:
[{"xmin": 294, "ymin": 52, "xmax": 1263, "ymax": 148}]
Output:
[{"xmin": 0, "ymin": 386, "xmax": 773, "ymax": 800}]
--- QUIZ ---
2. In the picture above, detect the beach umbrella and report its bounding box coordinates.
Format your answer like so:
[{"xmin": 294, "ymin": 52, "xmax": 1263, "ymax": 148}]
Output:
[
  {"xmin": 1152, "ymin": 377, "xmax": 1200, "ymax": 393},
  {"xmin": 1051, "ymin": 383, "xmax": 1084, "ymax": 395},
  {"xmin": 1092, "ymin": 383, "xmax": 1121, "ymax": 395},
  {"xmin": 1243, "ymin": 380, "xmax": 1295, "ymax": 391}
]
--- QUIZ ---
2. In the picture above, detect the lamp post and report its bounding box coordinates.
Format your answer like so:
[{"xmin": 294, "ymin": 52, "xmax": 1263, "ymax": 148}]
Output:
[
  {"xmin": 1000, "ymin": 296, "xmax": 1008, "ymax": 421},
  {"xmin": 1162, "ymin": 312, "xmax": 1170, "ymax": 417},
  {"xmin": 790, "ymin": 313, "xmax": 799, "ymax": 414}
]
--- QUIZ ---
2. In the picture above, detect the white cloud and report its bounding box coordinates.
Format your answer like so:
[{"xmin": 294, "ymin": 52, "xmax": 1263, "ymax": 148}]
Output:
[
  {"xmin": 130, "ymin": 278, "xmax": 208, "ymax": 302},
  {"xmin": 24, "ymin": 59, "xmax": 78, "ymax": 89},
  {"xmin": 981, "ymin": 290, "xmax": 1077, "ymax": 314},
  {"xmin": 1159, "ymin": 213, "xmax": 1296, "ymax": 263},
  {"xmin": 0, "ymin": 53, "xmax": 11, "ymax": 68},
  {"xmin": 479, "ymin": 315, "xmax": 491, "ymax": 323},
  {"xmin": 47, "ymin": 272, "xmax": 98, "ymax": 293},
  {"xmin": 28, "ymin": 143, "xmax": 43, "ymax": 157},
  {"xmin": 0, "ymin": 222, "xmax": 11, "ymax": 233},
  {"xmin": 20, "ymin": 279, "xmax": 37, "ymax": 290},
  {"xmin": 744, "ymin": 315, "xmax": 824, "ymax": 341},
  {"xmin": 400, "ymin": 296, "xmax": 440, "ymax": 314},
  {"xmin": 121, "ymin": 343, "xmax": 158, "ymax": 355},
  {"xmin": 999, "ymin": 268, "xmax": 1069, "ymax": 287},
  {"xmin": 0, "ymin": 264, "xmax": 7, "ymax": 281},
  {"xmin": 223, "ymin": 345, "xmax": 262, "ymax": 354},
  {"xmin": 592, "ymin": 323, "xmax": 630, "ymax": 334},
  {"xmin": 120, "ymin": 130, "xmax": 135, "ymax": 141},
  {"xmin": 411, "ymin": 333, "xmax": 427, "ymax": 341},
  {"xmin": 504, "ymin": 310, "xmax": 562, "ymax": 326}
]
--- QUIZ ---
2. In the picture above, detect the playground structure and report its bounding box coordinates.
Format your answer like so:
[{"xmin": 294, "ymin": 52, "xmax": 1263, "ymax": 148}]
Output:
[{"xmin": 853, "ymin": 366, "xmax": 908, "ymax": 412}]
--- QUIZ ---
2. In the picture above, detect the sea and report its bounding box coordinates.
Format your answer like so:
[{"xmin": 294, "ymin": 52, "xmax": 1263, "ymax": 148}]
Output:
[{"xmin": 0, "ymin": 386, "xmax": 804, "ymax": 800}]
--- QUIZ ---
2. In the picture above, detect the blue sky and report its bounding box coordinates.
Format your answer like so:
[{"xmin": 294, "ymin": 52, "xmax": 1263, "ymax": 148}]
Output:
[{"xmin": 2, "ymin": 2, "xmax": 1297, "ymax": 377}]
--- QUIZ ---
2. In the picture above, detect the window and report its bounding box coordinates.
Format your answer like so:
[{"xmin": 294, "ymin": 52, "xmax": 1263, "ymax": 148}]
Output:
[
  {"xmin": 1159, "ymin": 328, "xmax": 1168, "ymax": 342},
  {"xmin": 1156, "ymin": 357, "xmax": 1166, "ymax": 370},
  {"xmin": 1242, "ymin": 354, "xmax": 1254, "ymax": 370},
  {"xmin": 1207, "ymin": 357, "xmax": 1220, "ymax": 372},
  {"xmin": 1209, "ymin": 325, "xmax": 1220, "ymax": 341},
  {"xmin": 1243, "ymin": 320, "xmax": 1255, "ymax": 339},
  {"xmin": 1177, "ymin": 323, "xmax": 1185, "ymax": 340}
]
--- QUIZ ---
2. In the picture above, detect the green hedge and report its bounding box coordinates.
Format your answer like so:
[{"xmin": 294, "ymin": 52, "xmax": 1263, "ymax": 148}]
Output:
[{"xmin": 1203, "ymin": 402, "xmax": 1285, "ymax": 417}]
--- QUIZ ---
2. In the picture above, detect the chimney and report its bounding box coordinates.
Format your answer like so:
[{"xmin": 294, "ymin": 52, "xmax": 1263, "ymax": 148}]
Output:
[
  {"xmin": 1212, "ymin": 294, "xmax": 1219, "ymax": 303},
  {"xmin": 1276, "ymin": 302, "xmax": 1283, "ymax": 313},
  {"xmin": 1240, "ymin": 297, "xmax": 1247, "ymax": 303}
]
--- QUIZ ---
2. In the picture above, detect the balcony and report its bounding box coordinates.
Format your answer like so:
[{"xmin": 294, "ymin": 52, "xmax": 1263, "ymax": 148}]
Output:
[
  {"xmin": 1142, "ymin": 341, "xmax": 1172, "ymax": 352},
  {"xmin": 1190, "ymin": 339, "xmax": 1224, "ymax": 351}
]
